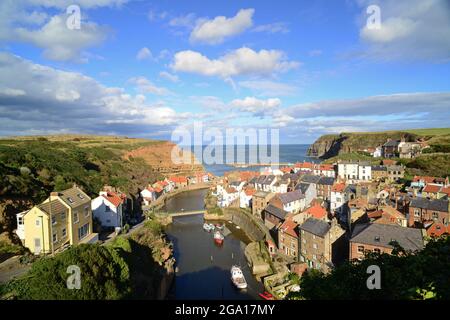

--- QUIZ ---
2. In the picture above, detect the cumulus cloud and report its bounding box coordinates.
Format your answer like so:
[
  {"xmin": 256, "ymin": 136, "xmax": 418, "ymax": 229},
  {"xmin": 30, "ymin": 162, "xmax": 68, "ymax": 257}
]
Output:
[
  {"xmin": 190, "ymin": 8, "xmax": 254, "ymax": 44},
  {"xmin": 357, "ymin": 0, "xmax": 450, "ymax": 61},
  {"xmin": 0, "ymin": 53, "xmax": 187, "ymax": 137},
  {"xmin": 171, "ymin": 47, "xmax": 299, "ymax": 79}
]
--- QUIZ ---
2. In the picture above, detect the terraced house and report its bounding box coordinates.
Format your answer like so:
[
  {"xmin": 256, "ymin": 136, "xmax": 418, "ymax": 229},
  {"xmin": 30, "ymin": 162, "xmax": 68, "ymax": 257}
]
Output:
[{"xmin": 16, "ymin": 185, "xmax": 98, "ymax": 255}]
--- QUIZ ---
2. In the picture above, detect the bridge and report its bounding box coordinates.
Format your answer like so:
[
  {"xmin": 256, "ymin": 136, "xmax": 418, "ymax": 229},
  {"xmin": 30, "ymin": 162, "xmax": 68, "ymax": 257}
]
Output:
[{"xmin": 168, "ymin": 210, "xmax": 207, "ymax": 217}]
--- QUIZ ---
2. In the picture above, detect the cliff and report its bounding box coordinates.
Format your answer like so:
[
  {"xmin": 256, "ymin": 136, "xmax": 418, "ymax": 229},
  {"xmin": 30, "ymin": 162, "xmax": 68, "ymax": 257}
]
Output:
[{"xmin": 307, "ymin": 131, "xmax": 421, "ymax": 159}]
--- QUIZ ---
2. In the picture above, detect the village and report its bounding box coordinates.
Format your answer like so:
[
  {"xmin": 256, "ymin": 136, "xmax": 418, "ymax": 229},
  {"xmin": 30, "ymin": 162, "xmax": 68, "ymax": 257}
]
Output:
[{"xmin": 6, "ymin": 137, "xmax": 450, "ymax": 299}]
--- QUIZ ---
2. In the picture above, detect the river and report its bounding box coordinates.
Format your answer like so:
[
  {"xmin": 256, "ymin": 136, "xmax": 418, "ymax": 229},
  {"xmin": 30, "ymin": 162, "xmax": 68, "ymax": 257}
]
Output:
[{"xmin": 164, "ymin": 189, "xmax": 264, "ymax": 300}]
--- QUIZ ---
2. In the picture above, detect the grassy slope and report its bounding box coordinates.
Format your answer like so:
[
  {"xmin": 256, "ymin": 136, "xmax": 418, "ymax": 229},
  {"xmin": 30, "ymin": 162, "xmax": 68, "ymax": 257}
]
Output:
[{"xmin": 0, "ymin": 135, "xmax": 165, "ymax": 236}]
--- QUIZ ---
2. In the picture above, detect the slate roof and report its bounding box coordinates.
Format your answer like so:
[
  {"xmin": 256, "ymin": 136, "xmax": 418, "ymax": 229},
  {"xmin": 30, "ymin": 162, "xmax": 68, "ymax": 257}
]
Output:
[
  {"xmin": 300, "ymin": 217, "xmax": 331, "ymax": 237},
  {"xmin": 350, "ymin": 223, "xmax": 424, "ymax": 251},
  {"xmin": 318, "ymin": 177, "xmax": 335, "ymax": 185},
  {"xmin": 410, "ymin": 198, "xmax": 449, "ymax": 212},
  {"xmin": 264, "ymin": 204, "xmax": 288, "ymax": 220},
  {"xmin": 300, "ymin": 175, "xmax": 321, "ymax": 184},
  {"xmin": 278, "ymin": 190, "xmax": 304, "ymax": 204}
]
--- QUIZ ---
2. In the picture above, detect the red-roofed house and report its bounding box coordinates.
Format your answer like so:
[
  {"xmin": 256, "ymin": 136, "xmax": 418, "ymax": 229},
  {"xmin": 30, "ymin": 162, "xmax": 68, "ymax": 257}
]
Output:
[
  {"xmin": 293, "ymin": 203, "xmax": 328, "ymax": 224},
  {"xmin": 278, "ymin": 216, "xmax": 299, "ymax": 258},
  {"xmin": 92, "ymin": 189, "xmax": 126, "ymax": 228},
  {"xmin": 240, "ymin": 187, "xmax": 256, "ymax": 208}
]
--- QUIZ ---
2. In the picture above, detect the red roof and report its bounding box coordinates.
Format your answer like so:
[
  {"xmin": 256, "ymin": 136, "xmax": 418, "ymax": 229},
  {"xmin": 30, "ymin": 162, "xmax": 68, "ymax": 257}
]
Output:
[
  {"xmin": 423, "ymin": 184, "xmax": 441, "ymax": 193},
  {"xmin": 169, "ymin": 176, "xmax": 188, "ymax": 183},
  {"xmin": 280, "ymin": 217, "xmax": 299, "ymax": 238},
  {"xmin": 102, "ymin": 192, "xmax": 124, "ymax": 207},
  {"xmin": 304, "ymin": 203, "xmax": 327, "ymax": 219},
  {"xmin": 427, "ymin": 222, "xmax": 450, "ymax": 237},
  {"xmin": 331, "ymin": 183, "xmax": 346, "ymax": 192}
]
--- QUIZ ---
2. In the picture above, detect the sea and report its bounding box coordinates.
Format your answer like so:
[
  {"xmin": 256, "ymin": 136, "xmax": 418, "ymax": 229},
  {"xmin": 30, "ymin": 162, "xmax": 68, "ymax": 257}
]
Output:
[{"xmin": 181, "ymin": 144, "xmax": 318, "ymax": 177}]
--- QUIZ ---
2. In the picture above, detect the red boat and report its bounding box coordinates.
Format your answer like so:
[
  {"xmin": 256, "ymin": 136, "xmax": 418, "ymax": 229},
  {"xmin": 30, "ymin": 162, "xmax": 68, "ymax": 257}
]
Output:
[
  {"xmin": 258, "ymin": 291, "xmax": 274, "ymax": 300},
  {"xmin": 214, "ymin": 231, "xmax": 224, "ymax": 245}
]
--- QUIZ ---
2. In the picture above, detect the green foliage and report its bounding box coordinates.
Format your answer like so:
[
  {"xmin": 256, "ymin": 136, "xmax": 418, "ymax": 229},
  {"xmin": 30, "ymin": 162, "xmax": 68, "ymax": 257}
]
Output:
[
  {"xmin": 296, "ymin": 236, "xmax": 450, "ymax": 300},
  {"xmin": 6, "ymin": 244, "xmax": 131, "ymax": 300}
]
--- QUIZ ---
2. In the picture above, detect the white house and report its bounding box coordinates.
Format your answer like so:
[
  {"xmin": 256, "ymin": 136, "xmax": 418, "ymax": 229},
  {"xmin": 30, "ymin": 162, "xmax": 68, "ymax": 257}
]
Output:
[
  {"xmin": 91, "ymin": 191, "xmax": 125, "ymax": 228},
  {"xmin": 140, "ymin": 186, "xmax": 156, "ymax": 206}
]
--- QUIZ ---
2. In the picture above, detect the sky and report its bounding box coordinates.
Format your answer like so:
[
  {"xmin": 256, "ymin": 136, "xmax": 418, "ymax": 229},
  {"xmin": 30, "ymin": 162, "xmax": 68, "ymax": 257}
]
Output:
[{"xmin": 0, "ymin": 0, "xmax": 449, "ymax": 144}]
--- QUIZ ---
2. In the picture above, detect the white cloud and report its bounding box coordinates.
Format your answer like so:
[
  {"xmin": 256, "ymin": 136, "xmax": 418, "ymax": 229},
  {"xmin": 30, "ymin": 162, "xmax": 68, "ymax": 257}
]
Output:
[
  {"xmin": 159, "ymin": 71, "xmax": 179, "ymax": 83},
  {"xmin": 0, "ymin": 53, "xmax": 186, "ymax": 136},
  {"xmin": 190, "ymin": 8, "xmax": 254, "ymax": 44},
  {"xmin": 357, "ymin": 0, "xmax": 450, "ymax": 61},
  {"xmin": 230, "ymin": 97, "xmax": 281, "ymax": 114},
  {"xmin": 171, "ymin": 47, "xmax": 299, "ymax": 78},
  {"xmin": 136, "ymin": 47, "xmax": 153, "ymax": 61},
  {"xmin": 252, "ymin": 22, "xmax": 289, "ymax": 34},
  {"xmin": 129, "ymin": 76, "xmax": 172, "ymax": 96}
]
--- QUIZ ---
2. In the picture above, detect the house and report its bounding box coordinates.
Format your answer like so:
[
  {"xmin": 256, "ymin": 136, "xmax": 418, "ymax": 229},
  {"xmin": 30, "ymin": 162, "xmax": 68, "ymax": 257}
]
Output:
[
  {"xmin": 382, "ymin": 140, "xmax": 400, "ymax": 158},
  {"xmin": 240, "ymin": 187, "xmax": 256, "ymax": 208},
  {"xmin": 295, "ymin": 182, "xmax": 317, "ymax": 207},
  {"xmin": 350, "ymin": 223, "xmax": 424, "ymax": 260},
  {"xmin": 371, "ymin": 165, "xmax": 388, "ymax": 181},
  {"xmin": 313, "ymin": 164, "xmax": 336, "ymax": 178},
  {"xmin": 140, "ymin": 186, "xmax": 156, "ymax": 206},
  {"xmin": 386, "ymin": 165, "xmax": 405, "ymax": 182},
  {"xmin": 317, "ymin": 177, "xmax": 335, "ymax": 200},
  {"xmin": 299, "ymin": 217, "xmax": 346, "ymax": 273},
  {"xmin": 264, "ymin": 204, "xmax": 288, "ymax": 231},
  {"xmin": 270, "ymin": 190, "xmax": 306, "ymax": 213},
  {"xmin": 408, "ymin": 198, "xmax": 449, "ymax": 227},
  {"xmin": 91, "ymin": 189, "xmax": 126, "ymax": 228},
  {"xmin": 293, "ymin": 203, "xmax": 328, "ymax": 224},
  {"xmin": 169, "ymin": 176, "xmax": 188, "ymax": 189},
  {"xmin": 367, "ymin": 206, "xmax": 407, "ymax": 227},
  {"xmin": 398, "ymin": 141, "xmax": 422, "ymax": 159},
  {"xmin": 16, "ymin": 186, "xmax": 97, "ymax": 255},
  {"xmin": 278, "ymin": 216, "xmax": 299, "ymax": 258},
  {"xmin": 337, "ymin": 161, "xmax": 371, "ymax": 182},
  {"xmin": 217, "ymin": 186, "xmax": 239, "ymax": 208},
  {"xmin": 330, "ymin": 183, "xmax": 347, "ymax": 215},
  {"xmin": 252, "ymin": 191, "xmax": 275, "ymax": 219}
]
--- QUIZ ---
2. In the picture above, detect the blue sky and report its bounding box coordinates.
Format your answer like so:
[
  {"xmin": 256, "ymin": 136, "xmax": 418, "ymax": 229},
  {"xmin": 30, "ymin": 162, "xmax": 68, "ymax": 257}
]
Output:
[{"xmin": 0, "ymin": 0, "xmax": 449, "ymax": 143}]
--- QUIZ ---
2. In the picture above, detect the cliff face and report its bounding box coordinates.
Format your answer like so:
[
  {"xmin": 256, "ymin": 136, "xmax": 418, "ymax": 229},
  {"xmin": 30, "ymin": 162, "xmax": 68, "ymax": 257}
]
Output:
[{"xmin": 307, "ymin": 131, "xmax": 419, "ymax": 159}]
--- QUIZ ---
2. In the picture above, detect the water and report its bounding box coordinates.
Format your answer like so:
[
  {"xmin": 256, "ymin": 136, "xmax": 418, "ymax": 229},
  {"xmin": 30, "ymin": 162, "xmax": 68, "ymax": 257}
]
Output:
[
  {"xmin": 164, "ymin": 190, "xmax": 264, "ymax": 300},
  {"xmin": 182, "ymin": 144, "xmax": 317, "ymax": 176}
]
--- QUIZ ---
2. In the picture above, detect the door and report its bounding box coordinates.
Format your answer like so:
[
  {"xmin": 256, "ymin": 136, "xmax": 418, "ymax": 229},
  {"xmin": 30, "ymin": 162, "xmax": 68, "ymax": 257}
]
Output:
[{"xmin": 34, "ymin": 238, "xmax": 41, "ymax": 254}]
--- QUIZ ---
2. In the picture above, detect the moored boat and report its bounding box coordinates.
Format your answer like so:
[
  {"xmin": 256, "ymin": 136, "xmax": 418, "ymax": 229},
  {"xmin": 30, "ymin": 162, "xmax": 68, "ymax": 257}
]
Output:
[
  {"xmin": 230, "ymin": 265, "xmax": 247, "ymax": 289},
  {"xmin": 214, "ymin": 230, "xmax": 224, "ymax": 245}
]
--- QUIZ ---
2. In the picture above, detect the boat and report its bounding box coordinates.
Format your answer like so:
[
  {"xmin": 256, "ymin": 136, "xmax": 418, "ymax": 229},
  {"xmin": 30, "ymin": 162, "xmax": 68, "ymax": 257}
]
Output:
[
  {"xmin": 215, "ymin": 224, "xmax": 224, "ymax": 230},
  {"xmin": 214, "ymin": 230, "xmax": 224, "ymax": 245},
  {"xmin": 203, "ymin": 223, "xmax": 213, "ymax": 232},
  {"xmin": 259, "ymin": 291, "xmax": 274, "ymax": 300},
  {"xmin": 230, "ymin": 265, "xmax": 247, "ymax": 289}
]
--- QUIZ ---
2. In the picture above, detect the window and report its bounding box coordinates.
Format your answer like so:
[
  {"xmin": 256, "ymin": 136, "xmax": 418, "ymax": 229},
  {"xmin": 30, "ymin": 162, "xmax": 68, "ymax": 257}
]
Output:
[
  {"xmin": 357, "ymin": 245, "xmax": 365, "ymax": 253},
  {"xmin": 78, "ymin": 223, "xmax": 89, "ymax": 240},
  {"xmin": 74, "ymin": 212, "xmax": 79, "ymax": 223},
  {"xmin": 53, "ymin": 233, "xmax": 57, "ymax": 243},
  {"xmin": 62, "ymin": 228, "xmax": 67, "ymax": 238}
]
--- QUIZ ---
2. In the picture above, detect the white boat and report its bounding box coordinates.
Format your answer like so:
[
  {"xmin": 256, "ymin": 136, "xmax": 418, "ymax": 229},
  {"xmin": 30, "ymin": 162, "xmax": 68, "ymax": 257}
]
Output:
[
  {"xmin": 203, "ymin": 223, "xmax": 213, "ymax": 232},
  {"xmin": 214, "ymin": 230, "xmax": 224, "ymax": 245},
  {"xmin": 231, "ymin": 265, "xmax": 247, "ymax": 289}
]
